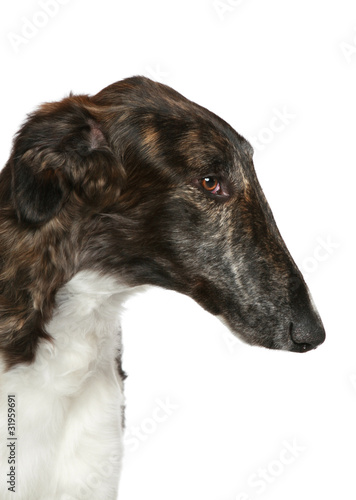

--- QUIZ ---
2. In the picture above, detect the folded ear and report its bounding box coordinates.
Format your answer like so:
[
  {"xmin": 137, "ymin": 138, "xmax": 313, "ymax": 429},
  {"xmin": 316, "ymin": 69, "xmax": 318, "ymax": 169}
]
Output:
[
  {"xmin": 11, "ymin": 146, "xmax": 69, "ymax": 225},
  {"xmin": 11, "ymin": 97, "xmax": 123, "ymax": 225}
]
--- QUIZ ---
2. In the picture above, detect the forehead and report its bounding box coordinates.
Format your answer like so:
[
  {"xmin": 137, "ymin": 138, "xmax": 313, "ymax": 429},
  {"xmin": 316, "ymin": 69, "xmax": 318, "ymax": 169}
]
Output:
[
  {"xmin": 99, "ymin": 77, "xmax": 255, "ymax": 183},
  {"xmin": 134, "ymin": 102, "xmax": 253, "ymax": 181}
]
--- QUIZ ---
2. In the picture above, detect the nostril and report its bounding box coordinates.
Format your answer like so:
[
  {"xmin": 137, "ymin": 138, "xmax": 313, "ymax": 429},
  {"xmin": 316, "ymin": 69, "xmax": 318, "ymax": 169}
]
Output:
[{"xmin": 300, "ymin": 343, "xmax": 312, "ymax": 351}]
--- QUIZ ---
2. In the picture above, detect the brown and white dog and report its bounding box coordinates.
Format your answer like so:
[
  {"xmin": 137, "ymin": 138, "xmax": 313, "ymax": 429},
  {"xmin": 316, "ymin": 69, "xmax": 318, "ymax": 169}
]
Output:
[{"xmin": 0, "ymin": 77, "xmax": 325, "ymax": 499}]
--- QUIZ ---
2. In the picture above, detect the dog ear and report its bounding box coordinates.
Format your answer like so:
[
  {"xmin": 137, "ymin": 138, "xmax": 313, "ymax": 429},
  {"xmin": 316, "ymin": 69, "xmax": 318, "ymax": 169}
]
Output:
[
  {"xmin": 11, "ymin": 147, "xmax": 69, "ymax": 225},
  {"xmin": 11, "ymin": 98, "xmax": 123, "ymax": 225}
]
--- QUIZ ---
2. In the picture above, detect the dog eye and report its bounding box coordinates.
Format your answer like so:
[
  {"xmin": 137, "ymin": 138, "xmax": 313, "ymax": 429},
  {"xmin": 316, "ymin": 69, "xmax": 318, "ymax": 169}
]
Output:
[{"xmin": 201, "ymin": 177, "xmax": 221, "ymax": 194}]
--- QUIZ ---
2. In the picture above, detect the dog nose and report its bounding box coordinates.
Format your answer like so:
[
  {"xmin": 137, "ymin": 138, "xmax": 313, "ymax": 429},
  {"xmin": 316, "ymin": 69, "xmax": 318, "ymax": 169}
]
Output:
[
  {"xmin": 289, "ymin": 285, "xmax": 326, "ymax": 352},
  {"xmin": 289, "ymin": 320, "xmax": 325, "ymax": 352}
]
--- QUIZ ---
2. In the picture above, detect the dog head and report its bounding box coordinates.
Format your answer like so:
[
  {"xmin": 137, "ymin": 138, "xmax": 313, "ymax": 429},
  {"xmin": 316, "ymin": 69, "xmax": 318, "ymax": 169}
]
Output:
[{"xmin": 6, "ymin": 76, "xmax": 325, "ymax": 359}]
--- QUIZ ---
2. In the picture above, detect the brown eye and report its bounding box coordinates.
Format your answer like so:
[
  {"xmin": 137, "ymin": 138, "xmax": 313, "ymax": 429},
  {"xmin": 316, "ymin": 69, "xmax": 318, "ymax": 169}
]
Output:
[{"xmin": 201, "ymin": 177, "xmax": 220, "ymax": 194}]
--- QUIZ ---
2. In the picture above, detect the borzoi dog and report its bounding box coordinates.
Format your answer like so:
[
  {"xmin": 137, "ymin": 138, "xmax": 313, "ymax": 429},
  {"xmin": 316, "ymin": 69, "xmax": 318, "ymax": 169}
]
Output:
[{"xmin": 0, "ymin": 77, "xmax": 325, "ymax": 499}]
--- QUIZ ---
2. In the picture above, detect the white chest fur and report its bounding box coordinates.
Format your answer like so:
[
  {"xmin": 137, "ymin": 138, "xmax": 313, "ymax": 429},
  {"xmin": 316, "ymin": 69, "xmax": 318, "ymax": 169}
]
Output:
[{"xmin": 0, "ymin": 271, "xmax": 131, "ymax": 500}]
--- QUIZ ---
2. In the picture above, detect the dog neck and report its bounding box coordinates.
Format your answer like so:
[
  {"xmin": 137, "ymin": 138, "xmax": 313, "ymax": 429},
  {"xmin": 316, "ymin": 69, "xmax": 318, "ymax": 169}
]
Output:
[
  {"xmin": 43, "ymin": 270, "xmax": 130, "ymax": 395},
  {"xmin": 0, "ymin": 270, "xmax": 134, "ymax": 498}
]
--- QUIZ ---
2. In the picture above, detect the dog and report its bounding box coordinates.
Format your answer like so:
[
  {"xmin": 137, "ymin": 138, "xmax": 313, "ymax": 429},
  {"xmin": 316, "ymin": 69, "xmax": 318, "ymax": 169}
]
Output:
[{"xmin": 0, "ymin": 77, "xmax": 325, "ymax": 499}]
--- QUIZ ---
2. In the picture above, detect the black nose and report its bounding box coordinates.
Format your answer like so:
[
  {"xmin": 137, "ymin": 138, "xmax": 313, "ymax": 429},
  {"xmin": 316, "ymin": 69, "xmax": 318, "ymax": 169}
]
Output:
[
  {"xmin": 289, "ymin": 320, "xmax": 325, "ymax": 352},
  {"xmin": 289, "ymin": 285, "xmax": 326, "ymax": 353}
]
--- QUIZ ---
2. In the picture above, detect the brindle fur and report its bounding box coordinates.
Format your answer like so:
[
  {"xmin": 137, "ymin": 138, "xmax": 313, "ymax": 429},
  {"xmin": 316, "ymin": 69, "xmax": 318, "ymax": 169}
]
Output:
[{"xmin": 0, "ymin": 76, "xmax": 325, "ymax": 371}]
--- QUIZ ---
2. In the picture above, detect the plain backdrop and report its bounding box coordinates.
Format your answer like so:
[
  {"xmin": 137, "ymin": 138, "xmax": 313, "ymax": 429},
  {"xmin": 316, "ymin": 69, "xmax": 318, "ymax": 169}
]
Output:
[{"xmin": 1, "ymin": 1, "xmax": 356, "ymax": 499}]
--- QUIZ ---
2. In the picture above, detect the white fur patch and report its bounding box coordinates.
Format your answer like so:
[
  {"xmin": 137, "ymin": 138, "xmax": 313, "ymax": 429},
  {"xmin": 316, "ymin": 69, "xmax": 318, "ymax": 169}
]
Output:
[{"xmin": 0, "ymin": 271, "xmax": 134, "ymax": 500}]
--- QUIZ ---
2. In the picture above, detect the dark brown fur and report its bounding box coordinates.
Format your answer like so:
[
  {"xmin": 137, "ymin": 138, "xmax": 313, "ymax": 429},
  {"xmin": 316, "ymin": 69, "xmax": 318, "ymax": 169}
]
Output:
[{"xmin": 0, "ymin": 77, "xmax": 325, "ymax": 370}]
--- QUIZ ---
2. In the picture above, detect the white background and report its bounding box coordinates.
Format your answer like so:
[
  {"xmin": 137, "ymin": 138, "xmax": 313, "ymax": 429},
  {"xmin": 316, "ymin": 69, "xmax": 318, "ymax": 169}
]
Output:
[{"xmin": 1, "ymin": 1, "xmax": 356, "ymax": 499}]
